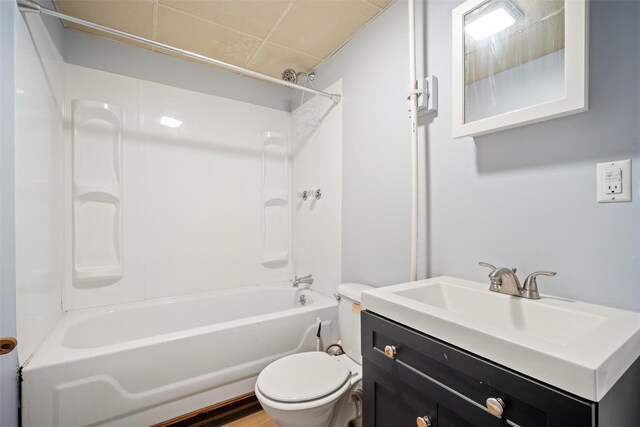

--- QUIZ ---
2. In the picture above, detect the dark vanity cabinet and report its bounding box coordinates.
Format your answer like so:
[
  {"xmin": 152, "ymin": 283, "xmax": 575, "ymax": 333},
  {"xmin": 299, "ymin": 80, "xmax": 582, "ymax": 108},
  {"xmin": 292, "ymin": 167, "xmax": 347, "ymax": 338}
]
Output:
[{"xmin": 361, "ymin": 311, "xmax": 640, "ymax": 427}]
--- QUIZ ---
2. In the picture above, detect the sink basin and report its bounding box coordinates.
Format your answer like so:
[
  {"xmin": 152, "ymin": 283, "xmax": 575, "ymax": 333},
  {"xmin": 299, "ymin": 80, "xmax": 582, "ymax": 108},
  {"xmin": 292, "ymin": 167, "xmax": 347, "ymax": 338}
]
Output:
[
  {"xmin": 395, "ymin": 283, "xmax": 606, "ymax": 345},
  {"xmin": 362, "ymin": 276, "xmax": 640, "ymax": 402}
]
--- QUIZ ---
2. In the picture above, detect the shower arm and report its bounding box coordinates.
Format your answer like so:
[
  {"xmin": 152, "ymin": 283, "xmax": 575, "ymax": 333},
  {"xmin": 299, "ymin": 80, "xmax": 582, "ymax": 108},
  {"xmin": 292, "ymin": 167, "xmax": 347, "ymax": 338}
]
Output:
[{"xmin": 16, "ymin": 0, "xmax": 341, "ymax": 104}]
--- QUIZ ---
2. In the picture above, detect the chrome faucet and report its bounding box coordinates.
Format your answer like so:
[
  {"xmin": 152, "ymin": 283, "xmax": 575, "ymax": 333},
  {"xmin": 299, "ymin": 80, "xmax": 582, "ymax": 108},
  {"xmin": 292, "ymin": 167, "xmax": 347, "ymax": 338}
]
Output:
[
  {"xmin": 292, "ymin": 274, "xmax": 313, "ymax": 289},
  {"xmin": 479, "ymin": 262, "xmax": 556, "ymax": 299}
]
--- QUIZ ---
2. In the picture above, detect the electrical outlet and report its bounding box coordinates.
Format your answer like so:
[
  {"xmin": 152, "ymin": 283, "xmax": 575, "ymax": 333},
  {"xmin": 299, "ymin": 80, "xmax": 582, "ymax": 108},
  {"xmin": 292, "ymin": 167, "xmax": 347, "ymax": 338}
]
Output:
[
  {"xmin": 597, "ymin": 159, "xmax": 631, "ymax": 203},
  {"xmin": 604, "ymin": 169, "xmax": 622, "ymax": 194}
]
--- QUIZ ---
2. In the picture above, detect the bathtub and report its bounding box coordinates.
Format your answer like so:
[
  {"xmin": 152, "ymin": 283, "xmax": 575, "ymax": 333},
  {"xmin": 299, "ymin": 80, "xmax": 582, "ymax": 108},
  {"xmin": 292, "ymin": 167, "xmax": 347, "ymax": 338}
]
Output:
[{"xmin": 21, "ymin": 286, "xmax": 338, "ymax": 427}]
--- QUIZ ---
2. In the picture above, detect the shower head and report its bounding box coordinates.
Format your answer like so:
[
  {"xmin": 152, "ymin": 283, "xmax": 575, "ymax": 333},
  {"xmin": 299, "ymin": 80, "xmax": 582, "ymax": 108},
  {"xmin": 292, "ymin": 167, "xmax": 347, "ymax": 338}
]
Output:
[
  {"xmin": 282, "ymin": 68, "xmax": 298, "ymax": 83},
  {"xmin": 281, "ymin": 69, "xmax": 316, "ymax": 84}
]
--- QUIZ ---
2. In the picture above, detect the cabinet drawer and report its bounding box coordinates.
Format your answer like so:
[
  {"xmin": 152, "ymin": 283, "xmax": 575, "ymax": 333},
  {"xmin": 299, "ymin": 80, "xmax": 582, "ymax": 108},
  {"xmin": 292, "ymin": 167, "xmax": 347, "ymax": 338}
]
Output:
[
  {"xmin": 363, "ymin": 361, "xmax": 438, "ymax": 427},
  {"xmin": 362, "ymin": 311, "xmax": 595, "ymax": 427}
]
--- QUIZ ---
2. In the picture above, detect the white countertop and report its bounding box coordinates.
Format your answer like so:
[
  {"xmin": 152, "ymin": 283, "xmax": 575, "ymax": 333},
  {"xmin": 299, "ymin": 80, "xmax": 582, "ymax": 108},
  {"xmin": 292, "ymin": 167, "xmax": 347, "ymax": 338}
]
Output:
[{"xmin": 361, "ymin": 276, "xmax": 640, "ymax": 402}]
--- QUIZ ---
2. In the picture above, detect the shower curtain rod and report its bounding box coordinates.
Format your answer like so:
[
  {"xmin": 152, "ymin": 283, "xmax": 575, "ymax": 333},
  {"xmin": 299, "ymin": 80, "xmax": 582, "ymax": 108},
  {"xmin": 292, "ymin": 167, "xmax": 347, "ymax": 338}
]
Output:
[{"xmin": 16, "ymin": 0, "xmax": 341, "ymax": 104}]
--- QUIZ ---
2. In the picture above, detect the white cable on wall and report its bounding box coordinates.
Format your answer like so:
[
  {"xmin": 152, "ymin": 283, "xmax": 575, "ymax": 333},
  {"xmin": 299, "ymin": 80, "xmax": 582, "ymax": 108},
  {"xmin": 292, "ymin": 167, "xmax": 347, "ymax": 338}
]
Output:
[{"xmin": 408, "ymin": 0, "xmax": 419, "ymax": 282}]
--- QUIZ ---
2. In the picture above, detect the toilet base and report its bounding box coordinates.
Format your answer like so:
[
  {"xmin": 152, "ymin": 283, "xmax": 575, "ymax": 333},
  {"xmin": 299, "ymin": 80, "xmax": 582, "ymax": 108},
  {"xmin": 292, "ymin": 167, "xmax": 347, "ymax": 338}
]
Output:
[
  {"xmin": 256, "ymin": 353, "xmax": 363, "ymax": 427},
  {"xmin": 258, "ymin": 380, "xmax": 361, "ymax": 427},
  {"xmin": 261, "ymin": 401, "xmax": 336, "ymax": 427},
  {"xmin": 327, "ymin": 382, "xmax": 362, "ymax": 427}
]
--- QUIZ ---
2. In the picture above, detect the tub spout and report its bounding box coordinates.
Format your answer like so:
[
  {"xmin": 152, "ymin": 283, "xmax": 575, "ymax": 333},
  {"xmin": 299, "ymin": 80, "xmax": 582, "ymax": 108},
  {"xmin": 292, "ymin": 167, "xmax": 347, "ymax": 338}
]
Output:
[{"xmin": 293, "ymin": 274, "xmax": 313, "ymax": 289}]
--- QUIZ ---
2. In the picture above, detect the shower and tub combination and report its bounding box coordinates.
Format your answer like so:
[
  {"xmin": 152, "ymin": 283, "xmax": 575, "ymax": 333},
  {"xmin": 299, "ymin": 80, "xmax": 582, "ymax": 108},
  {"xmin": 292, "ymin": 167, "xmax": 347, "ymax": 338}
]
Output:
[
  {"xmin": 15, "ymin": 0, "xmax": 344, "ymax": 425},
  {"xmin": 22, "ymin": 287, "xmax": 338, "ymax": 426}
]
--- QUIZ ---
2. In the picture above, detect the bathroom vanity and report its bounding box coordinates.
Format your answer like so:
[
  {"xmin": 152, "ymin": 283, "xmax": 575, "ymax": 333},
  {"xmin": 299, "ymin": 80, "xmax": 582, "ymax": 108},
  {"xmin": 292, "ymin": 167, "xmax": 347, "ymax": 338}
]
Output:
[{"xmin": 360, "ymin": 277, "xmax": 640, "ymax": 427}]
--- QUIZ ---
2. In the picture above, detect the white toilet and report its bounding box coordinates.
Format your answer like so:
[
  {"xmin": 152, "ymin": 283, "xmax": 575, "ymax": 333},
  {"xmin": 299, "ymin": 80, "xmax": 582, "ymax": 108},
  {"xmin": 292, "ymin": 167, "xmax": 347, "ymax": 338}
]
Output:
[{"xmin": 255, "ymin": 283, "xmax": 372, "ymax": 427}]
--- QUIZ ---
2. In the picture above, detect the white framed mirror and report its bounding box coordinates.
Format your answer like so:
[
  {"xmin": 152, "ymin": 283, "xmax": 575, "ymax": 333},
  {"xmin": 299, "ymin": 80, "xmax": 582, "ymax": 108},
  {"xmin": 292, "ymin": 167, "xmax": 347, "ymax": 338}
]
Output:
[{"xmin": 452, "ymin": 0, "xmax": 588, "ymax": 138}]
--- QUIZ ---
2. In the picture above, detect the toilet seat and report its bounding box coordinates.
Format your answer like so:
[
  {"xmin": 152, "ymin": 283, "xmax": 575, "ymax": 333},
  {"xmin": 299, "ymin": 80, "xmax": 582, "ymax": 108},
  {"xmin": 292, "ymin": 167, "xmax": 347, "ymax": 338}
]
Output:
[{"xmin": 256, "ymin": 352, "xmax": 351, "ymax": 403}]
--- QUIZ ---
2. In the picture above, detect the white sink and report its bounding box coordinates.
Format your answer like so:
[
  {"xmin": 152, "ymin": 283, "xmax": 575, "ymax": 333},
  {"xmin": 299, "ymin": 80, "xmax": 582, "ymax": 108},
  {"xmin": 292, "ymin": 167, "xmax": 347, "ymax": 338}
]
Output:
[
  {"xmin": 394, "ymin": 283, "xmax": 607, "ymax": 345},
  {"xmin": 362, "ymin": 276, "xmax": 640, "ymax": 402}
]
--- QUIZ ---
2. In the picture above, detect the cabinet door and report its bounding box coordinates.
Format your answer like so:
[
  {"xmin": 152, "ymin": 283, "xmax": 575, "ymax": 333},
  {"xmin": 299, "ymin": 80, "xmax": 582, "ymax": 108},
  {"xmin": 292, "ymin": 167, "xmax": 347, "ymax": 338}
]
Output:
[
  {"xmin": 438, "ymin": 405, "xmax": 474, "ymax": 427},
  {"xmin": 362, "ymin": 311, "xmax": 595, "ymax": 427},
  {"xmin": 363, "ymin": 360, "xmax": 437, "ymax": 427}
]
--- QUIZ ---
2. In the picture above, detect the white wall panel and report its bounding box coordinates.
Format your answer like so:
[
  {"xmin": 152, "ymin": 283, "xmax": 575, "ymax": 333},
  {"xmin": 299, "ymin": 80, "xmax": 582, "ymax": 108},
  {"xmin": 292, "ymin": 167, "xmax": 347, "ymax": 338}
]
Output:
[
  {"xmin": 14, "ymin": 8, "xmax": 65, "ymax": 364},
  {"xmin": 291, "ymin": 81, "xmax": 343, "ymax": 299},
  {"xmin": 64, "ymin": 65, "xmax": 291, "ymax": 310}
]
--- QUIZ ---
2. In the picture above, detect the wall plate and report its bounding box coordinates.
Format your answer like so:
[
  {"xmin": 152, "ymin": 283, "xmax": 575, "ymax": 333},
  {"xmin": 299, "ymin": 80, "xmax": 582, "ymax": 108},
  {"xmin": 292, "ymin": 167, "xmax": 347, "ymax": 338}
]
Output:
[{"xmin": 597, "ymin": 159, "xmax": 631, "ymax": 203}]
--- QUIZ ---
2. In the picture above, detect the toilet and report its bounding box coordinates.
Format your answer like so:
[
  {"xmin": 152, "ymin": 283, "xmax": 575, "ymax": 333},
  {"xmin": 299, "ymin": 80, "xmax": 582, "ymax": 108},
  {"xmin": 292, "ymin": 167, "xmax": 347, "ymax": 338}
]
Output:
[{"xmin": 255, "ymin": 283, "xmax": 372, "ymax": 427}]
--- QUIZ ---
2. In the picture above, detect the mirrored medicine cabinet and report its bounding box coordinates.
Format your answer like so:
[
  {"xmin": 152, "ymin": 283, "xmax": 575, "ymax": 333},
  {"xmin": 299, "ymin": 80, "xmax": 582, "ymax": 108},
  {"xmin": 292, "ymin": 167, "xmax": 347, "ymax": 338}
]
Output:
[{"xmin": 452, "ymin": 0, "xmax": 589, "ymax": 138}]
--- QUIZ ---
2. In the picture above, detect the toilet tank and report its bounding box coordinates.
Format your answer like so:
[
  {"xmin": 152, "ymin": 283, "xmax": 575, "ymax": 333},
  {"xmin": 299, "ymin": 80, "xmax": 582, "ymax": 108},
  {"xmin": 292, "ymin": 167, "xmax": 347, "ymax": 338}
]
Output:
[{"xmin": 337, "ymin": 283, "xmax": 372, "ymax": 363}]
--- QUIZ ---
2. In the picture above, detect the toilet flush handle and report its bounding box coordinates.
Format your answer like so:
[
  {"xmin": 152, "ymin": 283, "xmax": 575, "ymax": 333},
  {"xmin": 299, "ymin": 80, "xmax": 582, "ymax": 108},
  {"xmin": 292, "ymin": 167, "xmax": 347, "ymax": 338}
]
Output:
[
  {"xmin": 0, "ymin": 337, "xmax": 17, "ymax": 356},
  {"xmin": 416, "ymin": 416, "xmax": 432, "ymax": 427}
]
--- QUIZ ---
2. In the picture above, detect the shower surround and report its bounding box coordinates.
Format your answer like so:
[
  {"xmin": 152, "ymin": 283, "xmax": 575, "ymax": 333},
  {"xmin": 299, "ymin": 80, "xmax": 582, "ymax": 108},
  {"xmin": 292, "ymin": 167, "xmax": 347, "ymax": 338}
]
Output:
[
  {"xmin": 16, "ymin": 24, "xmax": 343, "ymax": 423},
  {"xmin": 63, "ymin": 64, "xmax": 293, "ymax": 311}
]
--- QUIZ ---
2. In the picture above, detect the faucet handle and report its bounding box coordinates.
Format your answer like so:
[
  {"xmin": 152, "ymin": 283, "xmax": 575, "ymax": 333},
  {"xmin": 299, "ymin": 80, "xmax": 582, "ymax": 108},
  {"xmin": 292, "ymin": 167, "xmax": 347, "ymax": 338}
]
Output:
[
  {"xmin": 522, "ymin": 271, "xmax": 556, "ymax": 299},
  {"xmin": 479, "ymin": 262, "xmax": 501, "ymax": 291},
  {"xmin": 478, "ymin": 262, "xmax": 497, "ymax": 272}
]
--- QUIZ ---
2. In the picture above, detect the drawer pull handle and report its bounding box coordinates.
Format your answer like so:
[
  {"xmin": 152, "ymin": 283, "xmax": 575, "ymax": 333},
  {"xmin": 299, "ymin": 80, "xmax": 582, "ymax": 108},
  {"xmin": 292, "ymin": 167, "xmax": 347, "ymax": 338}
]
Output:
[
  {"xmin": 486, "ymin": 397, "xmax": 505, "ymax": 417},
  {"xmin": 384, "ymin": 345, "xmax": 397, "ymax": 359},
  {"xmin": 416, "ymin": 416, "xmax": 432, "ymax": 427}
]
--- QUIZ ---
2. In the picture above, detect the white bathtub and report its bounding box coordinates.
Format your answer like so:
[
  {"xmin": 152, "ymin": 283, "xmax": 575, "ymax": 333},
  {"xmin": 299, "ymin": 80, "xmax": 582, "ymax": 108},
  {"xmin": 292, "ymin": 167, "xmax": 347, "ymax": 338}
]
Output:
[{"xmin": 21, "ymin": 286, "xmax": 338, "ymax": 427}]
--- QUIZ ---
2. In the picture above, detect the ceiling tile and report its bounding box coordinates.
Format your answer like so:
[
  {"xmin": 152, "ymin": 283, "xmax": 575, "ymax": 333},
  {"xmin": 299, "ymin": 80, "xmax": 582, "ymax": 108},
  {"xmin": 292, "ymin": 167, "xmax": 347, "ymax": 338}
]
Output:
[
  {"xmin": 269, "ymin": 0, "xmax": 379, "ymax": 59},
  {"xmin": 368, "ymin": 0, "xmax": 394, "ymax": 8},
  {"xmin": 250, "ymin": 43, "xmax": 321, "ymax": 79},
  {"xmin": 159, "ymin": 0, "xmax": 291, "ymax": 39},
  {"xmin": 55, "ymin": 0, "xmax": 154, "ymax": 39},
  {"xmin": 156, "ymin": 5, "xmax": 262, "ymax": 67},
  {"xmin": 54, "ymin": 0, "xmax": 391, "ymax": 82}
]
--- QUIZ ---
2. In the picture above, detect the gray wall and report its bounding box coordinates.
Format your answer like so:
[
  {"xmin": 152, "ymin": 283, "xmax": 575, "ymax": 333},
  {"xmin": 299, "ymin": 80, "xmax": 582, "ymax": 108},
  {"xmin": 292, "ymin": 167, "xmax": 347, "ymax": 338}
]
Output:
[
  {"xmin": 315, "ymin": 0, "xmax": 640, "ymax": 311},
  {"xmin": 313, "ymin": 2, "xmax": 415, "ymax": 287},
  {"xmin": 1, "ymin": 1, "xmax": 18, "ymax": 426},
  {"xmin": 39, "ymin": 0, "xmax": 65, "ymax": 56}
]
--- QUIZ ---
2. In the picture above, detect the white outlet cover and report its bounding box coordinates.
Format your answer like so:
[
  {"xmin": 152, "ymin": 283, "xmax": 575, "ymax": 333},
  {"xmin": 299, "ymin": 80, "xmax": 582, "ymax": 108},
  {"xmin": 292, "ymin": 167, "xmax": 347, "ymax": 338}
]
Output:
[{"xmin": 597, "ymin": 159, "xmax": 632, "ymax": 203}]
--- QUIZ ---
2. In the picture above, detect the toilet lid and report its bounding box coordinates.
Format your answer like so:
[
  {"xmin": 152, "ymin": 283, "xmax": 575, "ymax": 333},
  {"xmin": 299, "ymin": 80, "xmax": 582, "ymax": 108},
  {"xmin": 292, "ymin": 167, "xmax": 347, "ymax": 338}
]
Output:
[{"xmin": 257, "ymin": 352, "xmax": 350, "ymax": 403}]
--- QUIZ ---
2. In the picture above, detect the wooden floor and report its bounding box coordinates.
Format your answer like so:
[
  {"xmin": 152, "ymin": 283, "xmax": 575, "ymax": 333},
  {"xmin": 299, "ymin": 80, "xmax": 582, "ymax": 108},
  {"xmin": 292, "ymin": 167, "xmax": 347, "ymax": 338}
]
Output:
[
  {"xmin": 160, "ymin": 393, "xmax": 278, "ymax": 427},
  {"xmin": 220, "ymin": 409, "xmax": 277, "ymax": 427}
]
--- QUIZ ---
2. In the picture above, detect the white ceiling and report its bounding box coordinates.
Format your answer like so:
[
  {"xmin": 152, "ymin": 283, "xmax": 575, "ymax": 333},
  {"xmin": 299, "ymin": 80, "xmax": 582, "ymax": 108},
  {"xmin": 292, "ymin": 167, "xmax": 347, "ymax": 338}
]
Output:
[{"xmin": 54, "ymin": 0, "xmax": 395, "ymax": 79}]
